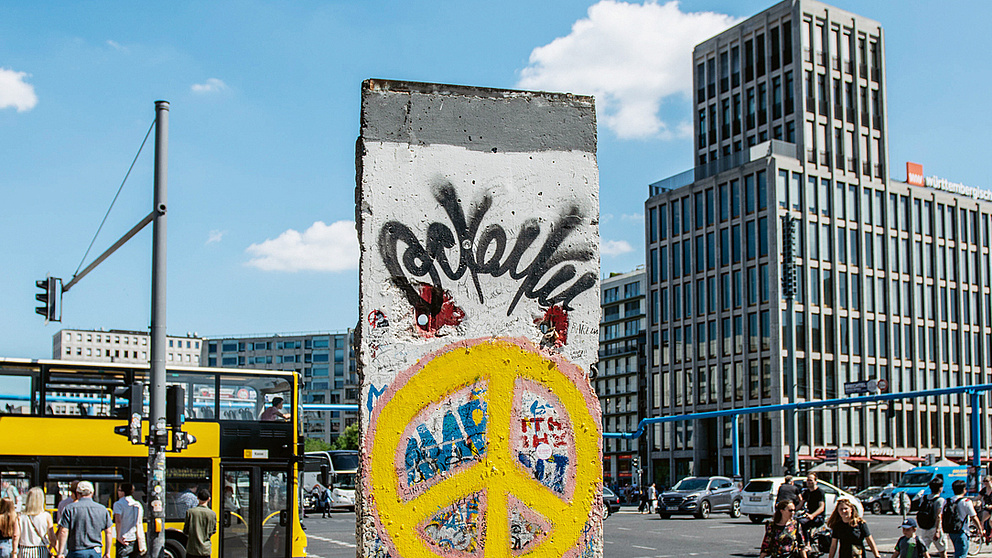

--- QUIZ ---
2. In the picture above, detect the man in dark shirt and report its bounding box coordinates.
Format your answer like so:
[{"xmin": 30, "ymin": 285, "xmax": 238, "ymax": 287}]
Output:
[
  {"xmin": 801, "ymin": 473, "xmax": 826, "ymax": 541},
  {"xmin": 183, "ymin": 489, "xmax": 217, "ymax": 558},
  {"xmin": 777, "ymin": 475, "xmax": 802, "ymax": 505},
  {"xmin": 56, "ymin": 480, "xmax": 113, "ymax": 558}
]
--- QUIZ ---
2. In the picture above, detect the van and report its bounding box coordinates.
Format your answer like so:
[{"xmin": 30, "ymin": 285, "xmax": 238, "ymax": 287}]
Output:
[
  {"xmin": 891, "ymin": 466, "xmax": 968, "ymax": 510},
  {"xmin": 302, "ymin": 450, "xmax": 358, "ymax": 511},
  {"xmin": 739, "ymin": 477, "xmax": 860, "ymax": 524}
]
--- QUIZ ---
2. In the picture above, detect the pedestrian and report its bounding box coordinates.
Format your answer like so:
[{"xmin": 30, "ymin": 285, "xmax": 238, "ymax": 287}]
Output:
[
  {"xmin": 176, "ymin": 484, "xmax": 199, "ymax": 518},
  {"xmin": 801, "ymin": 473, "xmax": 827, "ymax": 543},
  {"xmin": 827, "ymin": 496, "xmax": 881, "ymax": 558},
  {"xmin": 915, "ymin": 478, "xmax": 947, "ymax": 558},
  {"xmin": 942, "ymin": 479, "xmax": 984, "ymax": 558},
  {"xmin": 978, "ymin": 476, "xmax": 992, "ymax": 543},
  {"xmin": 648, "ymin": 483, "xmax": 658, "ymax": 514},
  {"xmin": 55, "ymin": 482, "xmax": 79, "ymax": 525},
  {"xmin": 183, "ymin": 489, "xmax": 216, "ymax": 558},
  {"xmin": 18, "ymin": 487, "xmax": 55, "ymax": 558},
  {"xmin": 55, "ymin": 480, "xmax": 113, "ymax": 558},
  {"xmin": 321, "ymin": 485, "xmax": 333, "ymax": 518},
  {"xmin": 777, "ymin": 475, "xmax": 802, "ymax": 506},
  {"xmin": 0, "ymin": 498, "xmax": 20, "ymax": 558},
  {"xmin": 638, "ymin": 486, "xmax": 648, "ymax": 514},
  {"xmin": 890, "ymin": 518, "xmax": 929, "ymax": 558},
  {"xmin": 758, "ymin": 500, "xmax": 807, "ymax": 558},
  {"xmin": 112, "ymin": 483, "xmax": 145, "ymax": 558}
]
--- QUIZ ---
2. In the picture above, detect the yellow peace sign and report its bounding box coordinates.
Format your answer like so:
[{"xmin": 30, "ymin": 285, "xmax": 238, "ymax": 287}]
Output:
[{"xmin": 367, "ymin": 338, "xmax": 602, "ymax": 558}]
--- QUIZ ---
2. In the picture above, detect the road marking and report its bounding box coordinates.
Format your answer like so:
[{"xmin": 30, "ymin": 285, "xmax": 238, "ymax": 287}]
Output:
[
  {"xmin": 707, "ymin": 525, "xmax": 737, "ymax": 529},
  {"xmin": 632, "ymin": 545, "xmax": 657, "ymax": 550},
  {"xmin": 617, "ymin": 527, "xmax": 632, "ymax": 531},
  {"xmin": 307, "ymin": 534, "xmax": 357, "ymax": 548}
]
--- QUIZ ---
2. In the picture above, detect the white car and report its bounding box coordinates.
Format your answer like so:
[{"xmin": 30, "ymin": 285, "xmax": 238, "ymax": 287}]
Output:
[{"xmin": 739, "ymin": 477, "xmax": 862, "ymax": 524}]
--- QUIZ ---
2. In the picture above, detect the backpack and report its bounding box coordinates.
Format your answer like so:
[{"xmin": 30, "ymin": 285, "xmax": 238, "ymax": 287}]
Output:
[
  {"xmin": 917, "ymin": 495, "xmax": 941, "ymax": 530},
  {"xmin": 942, "ymin": 496, "xmax": 965, "ymax": 534}
]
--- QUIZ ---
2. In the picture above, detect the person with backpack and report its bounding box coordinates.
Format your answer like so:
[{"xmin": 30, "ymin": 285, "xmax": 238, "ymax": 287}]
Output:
[
  {"xmin": 942, "ymin": 480, "xmax": 984, "ymax": 558},
  {"xmin": 890, "ymin": 518, "xmax": 929, "ymax": 558},
  {"xmin": 916, "ymin": 478, "xmax": 947, "ymax": 558},
  {"xmin": 827, "ymin": 496, "xmax": 881, "ymax": 558}
]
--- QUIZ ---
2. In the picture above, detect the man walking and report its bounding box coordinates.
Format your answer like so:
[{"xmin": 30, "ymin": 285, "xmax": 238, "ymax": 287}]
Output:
[
  {"xmin": 183, "ymin": 489, "xmax": 216, "ymax": 558},
  {"xmin": 916, "ymin": 478, "xmax": 947, "ymax": 558},
  {"xmin": 648, "ymin": 483, "xmax": 658, "ymax": 514},
  {"xmin": 777, "ymin": 475, "xmax": 802, "ymax": 506},
  {"xmin": 944, "ymin": 480, "xmax": 984, "ymax": 558},
  {"xmin": 112, "ymin": 483, "xmax": 145, "ymax": 558},
  {"xmin": 56, "ymin": 481, "xmax": 113, "ymax": 558},
  {"xmin": 800, "ymin": 473, "xmax": 826, "ymax": 542}
]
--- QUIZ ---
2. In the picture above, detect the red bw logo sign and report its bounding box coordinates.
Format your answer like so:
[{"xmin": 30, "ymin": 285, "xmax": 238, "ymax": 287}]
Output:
[{"xmin": 907, "ymin": 162, "xmax": 924, "ymax": 186}]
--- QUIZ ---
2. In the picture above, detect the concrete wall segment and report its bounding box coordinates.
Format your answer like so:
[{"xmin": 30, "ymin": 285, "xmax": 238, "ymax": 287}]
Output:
[{"xmin": 357, "ymin": 79, "xmax": 603, "ymax": 558}]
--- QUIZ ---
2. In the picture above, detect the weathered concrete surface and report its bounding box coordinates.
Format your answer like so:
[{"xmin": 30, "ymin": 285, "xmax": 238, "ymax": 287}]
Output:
[{"xmin": 356, "ymin": 79, "xmax": 602, "ymax": 558}]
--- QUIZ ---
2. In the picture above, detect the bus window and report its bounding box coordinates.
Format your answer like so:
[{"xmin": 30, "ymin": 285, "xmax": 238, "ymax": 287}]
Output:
[
  {"xmin": 0, "ymin": 375, "xmax": 33, "ymax": 415},
  {"xmin": 165, "ymin": 458, "xmax": 212, "ymax": 521},
  {"xmin": 164, "ymin": 372, "xmax": 217, "ymax": 420},
  {"xmin": 329, "ymin": 451, "xmax": 359, "ymax": 472},
  {"xmin": 44, "ymin": 369, "xmax": 127, "ymax": 417},
  {"xmin": 218, "ymin": 375, "xmax": 291, "ymax": 421}
]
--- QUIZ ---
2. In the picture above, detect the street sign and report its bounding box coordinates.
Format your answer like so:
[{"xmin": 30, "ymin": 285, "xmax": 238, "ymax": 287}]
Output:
[
  {"xmin": 877, "ymin": 378, "xmax": 888, "ymax": 392},
  {"xmin": 844, "ymin": 380, "xmax": 869, "ymax": 395}
]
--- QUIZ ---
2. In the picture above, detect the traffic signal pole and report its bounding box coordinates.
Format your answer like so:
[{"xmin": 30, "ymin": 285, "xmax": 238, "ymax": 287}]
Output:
[
  {"xmin": 782, "ymin": 215, "xmax": 798, "ymax": 476},
  {"xmin": 147, "ymin": 100, "xmax": 169, "ymax": 558}
]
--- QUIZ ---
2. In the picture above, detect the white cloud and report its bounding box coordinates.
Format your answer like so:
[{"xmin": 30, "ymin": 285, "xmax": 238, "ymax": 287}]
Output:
[
  {"xmin": 601, "ymin": 239, "xmax": 635, "ymax": 256},
  {"xmin": 246, "ymin": 220, "xmax": 358, "ymax": 272},
  {"xmin": 206, "ymin": 230, "xmax": 225, "ymax": 244},
  {"xmin": 517, "ymin": 1, "xmax": 741, "ymax": 139},
  {"xmin": 106, "ymin": 40, "xmax": 128, "ymax": 52},
  {"xmin": 621, "ymin": 213, "xmax": 644, "ymax": 222},
  {"xmin": 191, "ymin": 78, "xmax": 228, "ymax": 94},
  {"xmin": 0, "ymin": 68, "xmax": 38, "ymax": 112}
]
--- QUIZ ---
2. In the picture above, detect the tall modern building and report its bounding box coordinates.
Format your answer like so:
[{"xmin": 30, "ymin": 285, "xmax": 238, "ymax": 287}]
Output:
[
  {"xmin": 645, "ymin": 0, "xmax": 991, "ymax": 484},
  {"xmin": 596, "ymin": 269, "xmax": 647, "ymax": 490},
  {"xmin": 201, "ymin": 331, "xmax": 359, "ymax": 444},
  {"xmin": 53, "ymin": 328, "xmax": 204, "ymax": 366}
]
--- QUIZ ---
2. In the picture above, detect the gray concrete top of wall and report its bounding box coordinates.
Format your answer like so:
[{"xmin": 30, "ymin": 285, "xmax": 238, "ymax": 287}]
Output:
[{"xmin": 360, "ymin": 79, "xmax": 597, "ymax": 154}]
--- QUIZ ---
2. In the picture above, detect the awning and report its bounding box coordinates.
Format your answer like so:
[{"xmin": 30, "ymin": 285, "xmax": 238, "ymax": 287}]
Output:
[
  {"xmin": 871, "ymin": 456, "xmax": 897, "ymax": 462},
  {"xmin": 932, "ymin": 458, "xmax": 960, "ymax": 467},
  {"xmin": 901, "ymin": 456, "xmax": 924, "ymax": 462},
  {"xmin": 798, "ymin": 455, "xmax": 821, "ymax": 461},
  {"xmin": 845, "ymin": 456, "xmax": 872, "ymax": 462}
]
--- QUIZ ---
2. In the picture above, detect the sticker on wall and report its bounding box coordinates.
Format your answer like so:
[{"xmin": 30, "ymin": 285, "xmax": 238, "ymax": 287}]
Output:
[{"xmin": 366, "ymin": 338, "xmax": 602, "ymax": 558}]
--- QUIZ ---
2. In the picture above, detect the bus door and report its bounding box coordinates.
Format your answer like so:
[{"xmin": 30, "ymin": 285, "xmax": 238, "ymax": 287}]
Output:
[
  {"xmin": 220, "ymin": 464, "xmax": 291, "ymax": 558},
  {"xmin": 0, "ymin": 462, "xmax": 36, "ymax": 511}
]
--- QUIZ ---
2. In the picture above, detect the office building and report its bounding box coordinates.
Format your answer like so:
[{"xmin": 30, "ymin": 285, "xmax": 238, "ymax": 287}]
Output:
[
  {"xmin": 645, "ymin": 0, "xmax": 991, "ymax": 484},
  {"xmin": 596, "ymin": 268, "xmax": 647, "ymax": 490},
  {"xmin": 53, "ymin": 328, "xmax": 203, "ymax": 366},
  {"xmin": 202, "ymin": 331, "xmax": 358, "ymax": 444}
]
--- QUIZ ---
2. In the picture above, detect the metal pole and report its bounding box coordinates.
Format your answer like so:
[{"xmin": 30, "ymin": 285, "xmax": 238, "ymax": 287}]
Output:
[
  {"xmin": 782, "ymin": 215, "xmax": 798, "ymax": 475},
  {"xmin": 148, "ymin": 100, "xmax": 169, "ymax": 558},
  {"xmin": 732, "ymin": 414, "xmax": 740, "ymax": 479},
  {"xmin": 972, "ymin": 391, "xmax": 982, "ymax": 493}
]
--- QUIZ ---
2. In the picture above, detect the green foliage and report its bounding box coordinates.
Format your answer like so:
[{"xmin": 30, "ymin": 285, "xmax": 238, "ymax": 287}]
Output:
[
  {"xmin": 333, "ymin": 422, "xmax": 360, "ymax": 450},
  {"xmin": 304, "ymin": 437, "xmax": 332, "ymax": 452}
]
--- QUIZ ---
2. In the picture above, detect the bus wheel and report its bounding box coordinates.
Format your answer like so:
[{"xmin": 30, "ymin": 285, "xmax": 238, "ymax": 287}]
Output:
[{"xmin": 164, "ymin": 539, "xmax": 187, "ymax": 558}]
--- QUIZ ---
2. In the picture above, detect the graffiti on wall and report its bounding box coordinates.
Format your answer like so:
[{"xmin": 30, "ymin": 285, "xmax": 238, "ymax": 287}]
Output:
[
  {"xmin": 378, "ymin": 183, "xmax": 597, "ymax": 319},
  {"xmin": 365, "ymin": 338, "xmax": 602, "ymax": 558}
]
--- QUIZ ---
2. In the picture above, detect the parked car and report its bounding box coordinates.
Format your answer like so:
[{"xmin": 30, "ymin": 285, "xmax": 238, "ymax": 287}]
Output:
[
  {"xmin": 657, "ymin": 476, "xmax": 741, "ymax": 519},
  {"xmin": 865, "ymin": 485, "xmax": 896, "ymax": 514},
  {"xmin": 740, "ymin": 477, "xmax": 861, "ymax": 524},
  {"xmin": 855, "ymin": 486, "xmax": 883, "ymax": 506},
  {"xmin": 603, "ymin": 487, "xmax": 621, "ymax": 518}
]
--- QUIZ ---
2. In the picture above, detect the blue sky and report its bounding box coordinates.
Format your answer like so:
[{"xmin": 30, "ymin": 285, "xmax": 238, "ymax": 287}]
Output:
[{"xmin": 2, "ymin": 1, "xmax": 989, "ymax": 359}]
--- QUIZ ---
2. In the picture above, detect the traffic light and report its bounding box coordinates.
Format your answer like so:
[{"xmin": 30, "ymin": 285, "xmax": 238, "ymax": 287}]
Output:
[
  {"xmin": 113, "ymin": 383, "xmax": 144, "ymax": 445},
  {"xmin": 34, "ymin": 277, "xmax": 62, "ymax": 322},
  {"xmin": 172, "ymin": 430, "xmax": 196, "ymax": 451},
  {"xmin": 885, "ymin": 402, "xmax": 896, "ymax": 420},
  {"xmin": 166, "ymin": 385, "xmax": 185, "ymax": 428},
  {"xmin": 784, "ymin": 455, "xmax": 795, "ymax": 472}
]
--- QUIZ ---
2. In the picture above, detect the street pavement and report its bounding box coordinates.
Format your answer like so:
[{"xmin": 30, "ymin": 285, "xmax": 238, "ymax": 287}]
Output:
[{"xmin": 301, "ymin": 506, "xmax": 992, "ymax": 557}]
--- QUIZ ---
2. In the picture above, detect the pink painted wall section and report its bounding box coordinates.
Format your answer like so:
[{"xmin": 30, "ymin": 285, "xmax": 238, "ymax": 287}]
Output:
[{"xmin": 356, "ymin": 80, "xmax": 602, "ymax": 558}]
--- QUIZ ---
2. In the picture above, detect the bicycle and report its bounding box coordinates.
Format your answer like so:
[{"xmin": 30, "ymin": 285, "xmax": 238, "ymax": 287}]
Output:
[{"xmin": 967, "ymin": 522, "xmax": 984, "ymax": 557}]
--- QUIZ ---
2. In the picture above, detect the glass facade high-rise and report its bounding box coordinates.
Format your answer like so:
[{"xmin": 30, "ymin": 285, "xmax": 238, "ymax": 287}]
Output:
[
  {"xmin": 645, "ymin": 0, "xmax": 992, "ymax": 485},
  {"xmin": 202, "ymin": 331, "xmax": 358, "ymax": 445}
]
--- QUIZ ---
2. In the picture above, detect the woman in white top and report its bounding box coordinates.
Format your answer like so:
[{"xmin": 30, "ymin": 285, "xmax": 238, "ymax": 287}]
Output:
[{"xmin": 17, "ymin": 488, "xmax": 54, "ymax": 558}]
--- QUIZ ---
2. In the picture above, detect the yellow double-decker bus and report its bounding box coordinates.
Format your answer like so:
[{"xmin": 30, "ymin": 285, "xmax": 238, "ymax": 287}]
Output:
[{"xmin": 0, "ymin": 358, "xmax": 307, "ymax": 558}]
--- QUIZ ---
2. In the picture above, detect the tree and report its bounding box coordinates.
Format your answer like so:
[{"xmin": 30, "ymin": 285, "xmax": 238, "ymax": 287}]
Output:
[
  {"xmin": 304, "ymin": 437, "xmax": 332, "ymax": 452},
  {"xmin": 333, "ymin": 422, "xmax": 360, "ymax": 450}
]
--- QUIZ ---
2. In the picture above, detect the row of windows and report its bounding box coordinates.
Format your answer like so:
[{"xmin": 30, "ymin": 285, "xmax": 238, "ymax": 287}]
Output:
[
  {"xmin": 648, "ymin": 171, "xmax": 769, "ymax": 240},
  {"xmin": 209, "ymin": 336, "xmax": 345, "ymax": 353},
  {"xmin": 698, "ymin": 74, "xmax": 796, "ymax": 149},
  {"xmin": 655, "ymin": 265, "xmax": 770, "ymax": 323},
  {"xmin": 602, "ymin": 280, "xmax": 641, "ymax": 303},
  {"xmin": 801, "ymin": 17, "xmax": 881, "ymax": 81},
  {"xmin": 696, "ymin": 19, "xmax": 794, "ymax": 103},
  {"xmin": 654, "ymin": 312, "xmax": 771, "ymax": 366}
]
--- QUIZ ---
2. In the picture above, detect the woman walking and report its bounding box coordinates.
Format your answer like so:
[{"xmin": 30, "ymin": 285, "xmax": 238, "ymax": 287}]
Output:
[
  {"xmin": 828, "ymin": 496, "xmax": 881, "ymax": 558},
  {"xmin": 18, "ymin": 488, "xmax": 54, "ymax": 558},
  {"xmin": 0, "ymin": 497, "xmax": 20, "ymax": 558},
  {"xmin": 759, "ymin": 500, "xmax": 807, "ymax": 558}
]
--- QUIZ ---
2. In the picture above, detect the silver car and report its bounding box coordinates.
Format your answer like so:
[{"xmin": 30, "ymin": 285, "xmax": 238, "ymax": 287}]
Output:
[{"xmin": 658, "ymin": 476, "xmax": 742, "ymax": 519}]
